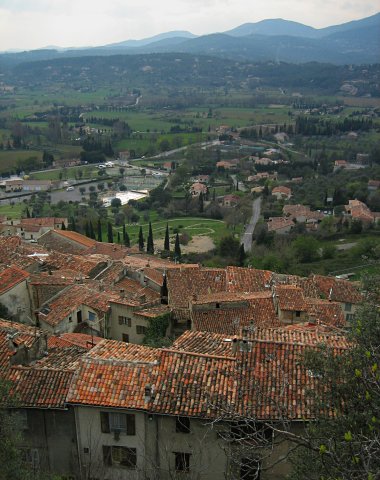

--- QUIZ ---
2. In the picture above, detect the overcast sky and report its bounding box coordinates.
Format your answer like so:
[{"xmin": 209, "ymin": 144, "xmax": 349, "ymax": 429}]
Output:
[{"xmin": 0, "ymin": 0, "xmax": 378, "ymax": 51}]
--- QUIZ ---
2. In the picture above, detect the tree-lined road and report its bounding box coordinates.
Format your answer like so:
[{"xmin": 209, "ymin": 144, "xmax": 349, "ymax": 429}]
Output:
[{"xmin": 241, "ymin": 197, "xmax": 262, "ymax": 253}]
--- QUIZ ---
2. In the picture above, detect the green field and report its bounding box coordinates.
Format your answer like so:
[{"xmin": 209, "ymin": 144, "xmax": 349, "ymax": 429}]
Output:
[
  {"xmin": 0, "ymin": 202, "xmax": 25, "ymax": 219},
  {"xmin": 114, "ymin": 216, "xmax": 229, "ymax": 246}
]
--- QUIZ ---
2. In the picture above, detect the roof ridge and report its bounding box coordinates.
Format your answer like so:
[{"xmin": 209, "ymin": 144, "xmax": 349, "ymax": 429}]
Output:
[{"xmin": 160, "ymin": 348, "xmax": 237, "ymax": 361}]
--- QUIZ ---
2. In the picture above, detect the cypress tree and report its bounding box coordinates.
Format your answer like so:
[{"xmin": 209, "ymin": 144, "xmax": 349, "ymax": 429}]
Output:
[
  {"xmin": 147, "ymin": 222, "xmax": 154, "ymax": 254},
  {"xmin": 138, "ymin": 226, "xmax": 144, "ymax": 251},
  {"xmin": 238, "ymin": 243, "xmax": 246, "ymax": 267},
  {"xmin": 89, "ymin": 221, "xmax": 95, "ymax": 239},
  {"xmin": 124, "ymin": 228, "xmax": 130, "ymax": 248},
  {"xmin": 174, "ymin": 233, "xmax": 181, "ymax": 260},
  {"xmin": 198, "ymin": 192, "xmax": 204, "ymax": 213},
  {"xmin": 61, "ymin": 221, "xmax": 66, "ymax": 230},
  {"xmin": 26, "ymin": 207, "xmax": 31, "ymax": 218},
  {"xmin": 97, "ymin": 219, "xmax": 102, "ymax": 242},
  {"xmin": 85, "ymin": 221, "xmax": 90, "ymax": 238},
  {"xmin": 117, "ymin": 232, "xmax": 121, "ymax": 244},
  {"xmin": 69, "ymin": 216, "xmax": 76, "ymax": 232},
  {"xmin": 107, "ymin": 222, "xmax": 113, "ymax": 243},
  {"xmin": 164, "ymin": 223, "xmax": 170, "ymax": 251}
]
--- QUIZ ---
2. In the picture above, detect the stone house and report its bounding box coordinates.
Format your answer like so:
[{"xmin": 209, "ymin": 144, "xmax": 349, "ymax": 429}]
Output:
[
  {"xmin": 271, "ymin": 186, "xmax": 292, "ymax": 200},
  {"xmin": 0, "ymin": 265, "xmax": 32, "ymax": 322}
]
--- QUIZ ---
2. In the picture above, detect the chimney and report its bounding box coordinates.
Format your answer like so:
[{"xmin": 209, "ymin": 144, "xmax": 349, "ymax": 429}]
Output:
[
  {"xmin": 140, "ymin": 294, "xmax": 146, "ymax": 304},
  {"xmin": 120, "ymin": 289, "xmax": 125, "ymax": 299},
  {"xmin": 231, "ymin": 336, "xmax": 238, "ymax": 355},
  {"xmin": 144, "ymin": 384, "xmax": 156, "ymax": 403}
]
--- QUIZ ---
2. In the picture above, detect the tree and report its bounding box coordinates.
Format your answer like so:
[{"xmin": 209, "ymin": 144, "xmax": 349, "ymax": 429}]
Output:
[
  {"xmin": 292, "ymin": 235, "xmax": 320, "ymax": 263},
  {"xmin": 110, "ymin": 198, "xmax": 122, "ymax": 210},
  {"xmin": 97, "ymin": 219, "xmax": 102, "ymax": 242},
  {"xmin": 89, "ymin": 221, "xmax": 95, "ymax": 240},
  {"xmin": 123, "ymin": 224, "xmax": 130, "ymax": 248},
  {"xmin": 164, "ymin": 223, "xmax": 170, "ymax": 252},
  {"xmin": 238, "ymin": 243, "xmax": 246, "ymax": 266},
  {"xmin": 138, "ymin": 226, "xmax": 144, "ymax": 251},
  {"xmin": 174, "ymin": 233, "xmax": 181, "ymax": 260},
  {"xmin": 147, "ymin": 222, "xmax": 154, "ymax": 254},
  {"xmin": 61, "ymin": 221, "xmax": 66, "ymax": 231},
  {"xmin": 107, "ymin": 222, "xmax": 113, "ymax": 243},
  {"xmin": 219, "ymin": 235, "xmax": 240, "ymax": 258},
  {"xmin": 198, "ymin": 192, "xmax": 204, "ymax": 213},
  {"xmin": 289, "ymin": 276, "xmax": 380, "ymax": 480}
]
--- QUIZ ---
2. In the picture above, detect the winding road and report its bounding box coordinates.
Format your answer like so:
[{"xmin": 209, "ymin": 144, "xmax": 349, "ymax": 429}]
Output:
[{"xmin": 241, "ymin": 197, "xmax": 262, "ymax": 253}]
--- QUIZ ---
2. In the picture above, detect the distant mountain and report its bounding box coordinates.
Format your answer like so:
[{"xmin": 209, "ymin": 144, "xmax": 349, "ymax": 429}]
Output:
[
  {"xmin": 0, "ymin": 13, "xmax": 378, "ymax": 67},
  {"xmin": 106, "ymin": 31, "xmax": 196, "ymax": 49},
  {"xmin": 225, "ymin": 19, "xmax": 317, "ymax": 38},
  {"xmin": 224, "ymin": 12, "xmax": 380, "ymax": 39}
]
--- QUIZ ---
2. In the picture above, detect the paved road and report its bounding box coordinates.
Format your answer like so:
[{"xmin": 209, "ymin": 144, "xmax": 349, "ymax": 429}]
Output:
[{"xmin": 241, "ymin": 197, "xmax": 262, "ymax": 253}]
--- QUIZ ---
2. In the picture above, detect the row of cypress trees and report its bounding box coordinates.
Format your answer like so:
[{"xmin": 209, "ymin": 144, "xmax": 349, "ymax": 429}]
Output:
[{"xmin": 73, "ymin": 218, "xmax": 181, "ymax": 258}]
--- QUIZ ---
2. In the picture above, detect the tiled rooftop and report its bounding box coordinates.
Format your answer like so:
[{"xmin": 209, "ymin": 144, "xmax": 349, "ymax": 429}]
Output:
[
  {"xmin": 306, "ymin": 274, "xmax": 362, "ymax": 304},
  {"xmin": 48, "ymin": 333, "xmax": 103, "ymax": 350},
  {"xmin": 275, "ymin": 285, "xmax": 308, "ymax": 311},
  {"xmin": 191, "ymin": 292, "xmax": 279, "ymax": 335},
  {"xmin": 38, "ymin": 284, "xmax": 111, "ymax": 327},
  {"xmin": 9, "ymin": 367, "xmax": 74, "ymax": 409}
]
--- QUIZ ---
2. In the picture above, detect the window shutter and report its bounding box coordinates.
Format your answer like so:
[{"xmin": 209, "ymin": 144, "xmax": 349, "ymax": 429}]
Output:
[
  {"xmin": 126, "ymin": 414, "xmax": 136, "ymax": 435},
  {"xmin": 102, "ymin": 445, "xmax": 112, "ymax": 466},
  {"xmin": 100, "ymin": 412, "xmax": 110, "ymax": 433}
]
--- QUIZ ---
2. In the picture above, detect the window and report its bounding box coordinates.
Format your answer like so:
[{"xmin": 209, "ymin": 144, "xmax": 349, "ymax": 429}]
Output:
[
  {"xmin": 122, "ymin": 333, "xmax": 129, "ymax": 343},
  {"xmin": 176, "ymin": 416, "xmax": 190, "ymax": 433},
  {"xmin": 174, "ymin": 452, "xmax": 190, "ymax": 472},
  {"xmin": 118, "ymin": 316, "xmax": 131, "ymax": 326},
  {"xmin": 22, "ymin": 448, "xmax": 40, "ymax": 470},
  {"xmin": 346, "ymin": 313, "xmax": 355, "ymax": 322},
  {"xmin": 345, "ymin": 303, "xmax": 352, "ymax": 312},
  {"xmin": 68, "ymin": 316, "xmax": 72, "ymax": 323},
  {"xmin": 136, "ymin": 325, "xmax": 147, "ymax": 335},
  {"xmin": 240, "ymin": 458, "xmax": 260, "ymax": 480},
  {"xmin": 103, "ymin": 446, "xmax": 137, "ymax": 469},
  {"xmin": 100, "ymin": 412, "xmax": 136, "ymax": 435},
  {"xmin": 12, "ymin": 409, "xmax": 28, "ymax": 430},
  {"xmin": 295, "ymin": 311, "xmax": 301, "ymax": 317},
  {"xmin": 216, "ymin": 302, "xmax": 220, "ymax": 309},
  {"xmin": 88, "ymin": 311, "xmax": 96, "ymax": 322}
]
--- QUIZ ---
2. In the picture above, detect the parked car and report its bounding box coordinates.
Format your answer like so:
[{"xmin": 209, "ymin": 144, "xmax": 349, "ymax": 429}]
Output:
[
  {"xmin": 98, "ymin": 164, "xmax": 107, "ymax": 169},
  {"xmin": 105, "ymin": 161, "xmax": 114, "ymax": 167},
  {"xmin": 66, "ymin": 186, "xmax": 74, "ymax": 191}
]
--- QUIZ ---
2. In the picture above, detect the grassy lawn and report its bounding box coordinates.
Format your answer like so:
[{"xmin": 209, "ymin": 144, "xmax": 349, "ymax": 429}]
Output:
[
  {"xmin": 0, "ymin": 202, "xmax": 25, "ymax": 219},
  {"xmin": 114, "ymin": 216, "xmax": 228, "ymax": 245},
  {"xmin": 0, "ymin": 150, "xmax": 43, "ymax": 174},
  {"xmin": 29, "ymin": 165, "xmax": 100, "ymax": 181}
]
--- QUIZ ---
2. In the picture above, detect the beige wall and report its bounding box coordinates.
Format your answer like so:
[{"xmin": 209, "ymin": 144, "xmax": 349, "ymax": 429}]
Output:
[
  {"xmin": 278, "ymin": 309, "xmax": 307, "ymax": 325},
  {"xmin": 75, "ymin": 406, "xmax": 146, "ymax": 480},
  {"xmin": 108, "ymin": 302, "xmax": 149, "ymax": 343},
  {"xmin": 73, "ymin": 406, "xmax": 305, "ymax": 480},
  {"xmin": 0, "ymin": 280, "xmax": 32, "ymax": 323}
]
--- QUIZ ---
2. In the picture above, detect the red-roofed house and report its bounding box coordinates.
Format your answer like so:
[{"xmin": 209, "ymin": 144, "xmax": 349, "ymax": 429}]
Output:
[
  {"xmin": 271, "ymin": 186, "xmax": 292, "ymax": 200},
  {"xmin": 0, "ymin": 265, "xmax": 32, "ymax": 323},
  {"xmin": 189, "ymin": 182, "xmax": 208, "ymax": 197}
]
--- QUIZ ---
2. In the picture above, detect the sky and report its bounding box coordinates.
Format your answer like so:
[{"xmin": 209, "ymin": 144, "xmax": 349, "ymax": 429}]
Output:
[{"xmin": 0, "ymin": 0, "xmax": 378, "ymax": 51}]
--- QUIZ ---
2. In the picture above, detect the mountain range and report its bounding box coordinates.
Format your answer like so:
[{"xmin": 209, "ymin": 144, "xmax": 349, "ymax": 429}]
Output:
[{"xmin": 1, "ymin": 13, "xmax": 379, "ymax": 66}]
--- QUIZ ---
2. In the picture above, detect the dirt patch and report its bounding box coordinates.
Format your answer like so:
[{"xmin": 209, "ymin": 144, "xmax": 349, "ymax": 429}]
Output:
[{"xmin": 155, "ymin": 235, "xmax": 215, "ymax": 254}]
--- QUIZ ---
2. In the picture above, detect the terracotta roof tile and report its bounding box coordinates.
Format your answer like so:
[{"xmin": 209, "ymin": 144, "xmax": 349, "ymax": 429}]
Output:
[
  {"xmin": 48, "ymin": 333, "xmax": 103, "ymax": 350},
  {"xmin": 307, "ymin": 274, "xmax": 362, "ymax": 304},
  {"xmin": 0, "ymin": 265, "xmax": 30, "ymax": 294},
  {"xmin": 9, "ymin": 367, "xmax": 74, "ymax": 409},
  {"xmin": 275, "ymin": 285, "xmax": 308, "ymax": 311},
  {"xmin": 191, "ymin": 292, "xmax": 279, "ymax": 335}
]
